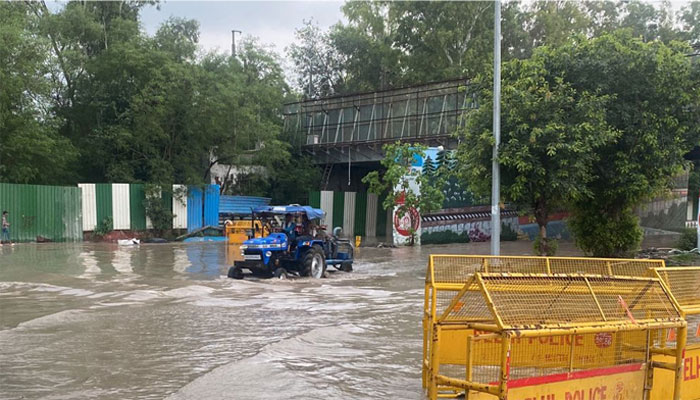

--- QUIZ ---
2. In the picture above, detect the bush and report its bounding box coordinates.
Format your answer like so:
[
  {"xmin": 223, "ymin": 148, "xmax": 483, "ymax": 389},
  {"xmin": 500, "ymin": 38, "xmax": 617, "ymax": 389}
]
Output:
[
  {"xmin": 500, "ymin": 223, "xmax": 518, "ymax": 241},
  {"xmin": 95, "ymin": 216, "xmax": 113, "ymax": 237},
  {"xmin": 144, "ymin": 184, "xmax": 175, "ymax": 234},
  {"xmin": 421, "ymin": 230, "xmax": 470, "ymax": 245},
  {"xmin": 676, "ymin": 228, "xmax": 697, "ymax": 251},
  {"xmin": 533, "ymin": 236, "xmax": 558, "ymax": 256},
  {"xmin": 568, "ymin": 206, "xmax": 642, "ymax": 257}
]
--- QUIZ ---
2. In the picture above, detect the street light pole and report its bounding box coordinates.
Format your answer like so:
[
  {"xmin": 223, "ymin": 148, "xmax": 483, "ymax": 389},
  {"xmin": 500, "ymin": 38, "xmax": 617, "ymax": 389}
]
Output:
[
  {"xmin": 231, "ymin": 29, "xmax": 241, "ymax": 57},
  {"xmin": 491, "ymin": 0, "xmax": 501, "ymax": 256}
]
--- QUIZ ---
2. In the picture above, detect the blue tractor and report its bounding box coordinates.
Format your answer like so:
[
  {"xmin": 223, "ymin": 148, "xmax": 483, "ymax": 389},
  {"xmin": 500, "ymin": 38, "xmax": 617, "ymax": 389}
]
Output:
[{"xmin": 227, "ymin": 205, "xmax": 354, "ymax": 279}]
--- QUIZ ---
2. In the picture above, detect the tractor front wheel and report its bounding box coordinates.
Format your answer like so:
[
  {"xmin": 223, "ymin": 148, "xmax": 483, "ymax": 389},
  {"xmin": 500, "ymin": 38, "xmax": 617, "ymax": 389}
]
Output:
[
  {"xmin": 273, "ymin": 267, "xmax": 289, "ymax": 279},
  {"xmin": 302, "ymin": 246, "xmax": 326, "ymax": 279},
  {"xmin": 227, "ymin": 266, "xmax": 243, "ymax": 280}
]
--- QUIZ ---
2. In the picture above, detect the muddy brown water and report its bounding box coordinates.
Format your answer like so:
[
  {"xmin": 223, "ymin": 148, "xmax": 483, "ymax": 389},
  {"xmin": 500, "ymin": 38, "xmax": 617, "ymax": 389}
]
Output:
[{"xmin": 0, "ymin": 237, "xmax": 677, "ymax": 399}]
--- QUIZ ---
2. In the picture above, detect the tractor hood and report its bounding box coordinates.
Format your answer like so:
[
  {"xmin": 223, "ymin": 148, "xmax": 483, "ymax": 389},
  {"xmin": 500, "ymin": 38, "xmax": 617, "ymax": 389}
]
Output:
[{"xmin": 243, "ymin": 233, "xmax": 288, "ymax": 247}]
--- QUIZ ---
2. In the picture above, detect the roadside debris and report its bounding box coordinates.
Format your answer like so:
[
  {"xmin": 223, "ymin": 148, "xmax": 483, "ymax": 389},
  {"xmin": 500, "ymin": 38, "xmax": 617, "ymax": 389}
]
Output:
[
  {"xmin": 118, "ymin": 238, "xmax": 141, "ymax": 246},
  {"xmin": 636, "ymin": 247, "xmax": 700, "ymax": 266}
]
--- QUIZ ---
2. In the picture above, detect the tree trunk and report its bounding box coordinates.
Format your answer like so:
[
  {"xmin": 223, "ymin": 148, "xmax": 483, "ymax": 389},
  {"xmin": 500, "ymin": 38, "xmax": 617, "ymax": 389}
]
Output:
[{"xmin": 534, "ymin": 200, "xmax": 549, "ymax": 256}]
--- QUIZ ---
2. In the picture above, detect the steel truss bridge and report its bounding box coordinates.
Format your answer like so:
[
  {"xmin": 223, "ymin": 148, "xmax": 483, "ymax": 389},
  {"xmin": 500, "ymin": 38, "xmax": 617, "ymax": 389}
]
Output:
[{"xmin": 282, "ymin": 78, "xmax": 477, "ymax": 165}]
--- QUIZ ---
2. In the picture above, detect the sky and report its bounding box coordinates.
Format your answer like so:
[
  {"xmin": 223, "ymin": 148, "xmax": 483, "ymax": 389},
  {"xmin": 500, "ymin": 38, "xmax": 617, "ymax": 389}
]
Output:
[
  {"xmin": 140, "ymin": 1, "xmax": 345, "ymax": 57},
  {"xmin": 46, "ymin": 1, "xmax": 346, "ymax": 82}
]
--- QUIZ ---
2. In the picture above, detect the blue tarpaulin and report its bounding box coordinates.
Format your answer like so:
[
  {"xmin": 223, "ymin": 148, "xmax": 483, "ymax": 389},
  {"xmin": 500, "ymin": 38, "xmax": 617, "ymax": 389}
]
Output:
[{"xmin": 252, "ymin": 205, "xmax": 326, "ymax": 220}]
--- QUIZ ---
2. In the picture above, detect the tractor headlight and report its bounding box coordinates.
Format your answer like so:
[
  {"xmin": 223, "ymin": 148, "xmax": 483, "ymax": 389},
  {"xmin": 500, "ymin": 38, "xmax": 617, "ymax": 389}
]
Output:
[
  {"xmin": 240, "ymin": 245, "xmax": 248, "ymax": 250},
  {"xmin": 265, "ymin": 251, "xmax": 272, "ymax": 258}
]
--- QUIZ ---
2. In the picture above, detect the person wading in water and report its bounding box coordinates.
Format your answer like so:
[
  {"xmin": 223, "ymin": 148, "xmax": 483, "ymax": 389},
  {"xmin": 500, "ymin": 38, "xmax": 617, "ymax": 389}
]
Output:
[{"xmin": 1, "ymin": 211, "xmax": 11, "ymax": 245}]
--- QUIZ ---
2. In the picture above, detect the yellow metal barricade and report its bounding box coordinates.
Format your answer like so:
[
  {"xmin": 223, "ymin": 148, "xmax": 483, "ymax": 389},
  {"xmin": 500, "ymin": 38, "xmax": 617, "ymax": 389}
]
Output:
[
  {"xmin": 422, "ymin": 255, "xmax": 665, "ymax": 389},
  {"xmin": 649, "ymin": 266, "xmax": 700, "ymax": 400},
  {"xmin": 224, "ymin": 219, "xmax": 267, "ymax": 244},
  {"xmin": 426, "ymin": 272, "xmax": 686, "ymax": 400}
]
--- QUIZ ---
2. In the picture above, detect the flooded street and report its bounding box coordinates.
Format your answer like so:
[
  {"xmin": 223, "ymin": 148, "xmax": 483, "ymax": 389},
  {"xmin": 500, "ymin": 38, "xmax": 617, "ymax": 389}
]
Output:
[{"xmin": 0, "ymin": 237, "xmax": 676, "ymax": 399}]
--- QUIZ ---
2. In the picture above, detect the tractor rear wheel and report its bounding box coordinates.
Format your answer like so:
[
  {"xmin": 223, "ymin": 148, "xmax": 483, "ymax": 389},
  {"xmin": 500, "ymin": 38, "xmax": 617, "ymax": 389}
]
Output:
[
  {"xmin": 302, "ymin": 246, "xmax": 326, "ymax": 279},
  {"xmin": 340, "ymin": 262, "xmax": 353, "ymax": 273}
]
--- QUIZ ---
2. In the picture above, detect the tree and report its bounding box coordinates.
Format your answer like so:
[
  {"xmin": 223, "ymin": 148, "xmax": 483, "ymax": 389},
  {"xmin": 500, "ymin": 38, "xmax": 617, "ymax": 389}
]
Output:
[
  {"xmin": 362, "ymin": 142, "xmax": 445, "ymax": 245},
  {"xmin": 287, "ymin": 19, "xmax": 347, "ymax": 98},
  {"xmin": 0, "ymin": 2, "xmax": 77, "ymax": 184},
  {"xmin": 456, "ymin": 49, "xmax": 617, "ymax": 255},
  {"xmin": 423, "ymin": 156, "xmax": 437, "ymax": 177},
  {"xmin": 547, "ymin": 32, "xmax": 700, "ymax": 256}
]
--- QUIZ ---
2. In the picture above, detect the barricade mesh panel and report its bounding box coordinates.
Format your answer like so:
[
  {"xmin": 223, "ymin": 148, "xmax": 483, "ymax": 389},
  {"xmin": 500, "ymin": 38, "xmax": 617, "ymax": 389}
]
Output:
[
  {"xmin": 427, "ymin": 256, "xmax": 662, "ymax": 285},
  {"xmin": 430, "ymin": 256, "xmax": 485, "ymax": 283},
  {"xmin": 439, "ymin": 281, "xmax": 492, "ymax": 322},
  {"xmin": 482, "ymin": 257, "xmax": 548, "ymax": 274},
  {"xmin": 442, "ymin": 274, "xmax": 681, "ymax": 327},
  {"xmin": 586, "ymin": 276, "xmax": 679, "ymax": 322},
  {"xmin": 429, "ymin": 255, "xmax": 549, "ymax": 283},
  {"xmin": 655, "ymin": 267, "xmax": 700, "ymax": 310},
  {"xmin": 436, "ymin": 288, "xmax": 469, "ymax": 317},
  {"xmin": 687, "ymin": 314, "xmax": 700, "ymax": 346},
  {"xmin": 548, "ymin": 258, "xmax": 661, "ymax": 277},
  {"xmin": 481, "ymin": 276, "xmax": 603, "ymax": 326}
]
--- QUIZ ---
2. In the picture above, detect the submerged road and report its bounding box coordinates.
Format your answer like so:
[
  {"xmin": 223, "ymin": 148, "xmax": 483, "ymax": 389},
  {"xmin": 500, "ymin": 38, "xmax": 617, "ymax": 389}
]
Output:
[{"xmin": 0, "ymin": 237, "xmax": 675, "ymax": 399}]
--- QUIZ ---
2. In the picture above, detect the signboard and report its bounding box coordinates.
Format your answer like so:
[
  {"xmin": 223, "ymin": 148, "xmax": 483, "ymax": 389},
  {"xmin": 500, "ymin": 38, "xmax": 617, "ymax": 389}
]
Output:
[
  {"xmin": 506, "ymin": 364, "xmax": 645, "ymax": 400},
  {"xmin": 393, "ymin": 169, "xmax": 422, "ymax": 246},
  {"xmin": 439, "ymin": 330, "xmax": 644, "ymax": 370},
  {"xmin": 650, "ymin": 346, "xmax": 700, "ymax": 400},
  {"xmin": 393, "ymin": 184, "xmax": 421, "ymax": 246},
  {"xmin": 465, "ymin": 364, "xmax": 646, "ymax": 400}
]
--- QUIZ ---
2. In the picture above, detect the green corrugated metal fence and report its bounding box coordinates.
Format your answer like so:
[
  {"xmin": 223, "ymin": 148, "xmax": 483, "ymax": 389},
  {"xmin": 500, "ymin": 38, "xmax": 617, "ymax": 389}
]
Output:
[
  {"xmin": 0, "ymin": 183, "xmax": 82, "ymax": 242},
  {"xmin": 129, "ymin": 183, "xmax": 147, "ymax": 230},
  {"xmin": 95, "ymin": 183, "xmax": 113, "ymax": 229},
  {"xmin": 332, "ymin": 191, "xmax": 344, "ymax": 230},
  {"xmin": 310, "ymin": 190, "xmax": 386, "ymax": 238},
  {"xmin": 309, "ymin": 191, "xmax": 321, "ymax": 208},
  {"xmin": 161, "ymin": 189, "xmax": 173, "ymax": 229}
]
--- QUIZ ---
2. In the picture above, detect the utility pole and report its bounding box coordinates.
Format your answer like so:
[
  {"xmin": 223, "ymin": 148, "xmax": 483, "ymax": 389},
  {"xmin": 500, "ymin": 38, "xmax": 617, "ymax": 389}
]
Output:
[
  {"xmin": 490, "ymin": 0, "xmax": 501, "ymax": 256},
  {"xmin": 231, "ymin": 29, "xmax": 241, "ymax": 57}
]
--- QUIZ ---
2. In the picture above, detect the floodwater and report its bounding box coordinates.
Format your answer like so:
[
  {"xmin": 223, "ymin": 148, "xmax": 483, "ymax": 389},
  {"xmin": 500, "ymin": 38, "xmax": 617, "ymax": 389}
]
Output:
[{"xmin": 0, "ymin": 237, "xmax": 676, "ymax": 399}]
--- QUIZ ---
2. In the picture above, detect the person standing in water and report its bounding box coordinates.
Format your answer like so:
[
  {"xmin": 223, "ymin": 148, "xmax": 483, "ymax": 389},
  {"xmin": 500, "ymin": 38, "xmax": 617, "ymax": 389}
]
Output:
[{"xmin": 1, "ymin": 211, "xmax": 10, "ymax": 245}]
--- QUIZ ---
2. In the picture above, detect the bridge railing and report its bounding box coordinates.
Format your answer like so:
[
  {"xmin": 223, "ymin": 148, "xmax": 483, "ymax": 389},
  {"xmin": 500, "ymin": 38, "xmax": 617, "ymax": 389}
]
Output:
[{"xmin": 282, "ymin": 79, "xmax": 477, "ymax": 149}]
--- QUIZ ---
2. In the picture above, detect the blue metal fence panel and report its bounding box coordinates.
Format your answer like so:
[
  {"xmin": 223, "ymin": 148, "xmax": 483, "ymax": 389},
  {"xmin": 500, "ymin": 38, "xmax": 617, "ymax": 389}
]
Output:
[
  {"xmin": 187, "ymin": 186, "xmax": 203, "ymax": 233},
  {"xmin": 219, "ymin": 195, "xmax": 271, "ymax": 215},
  {"xmin": 203, "ymin": 185, "xmax": 220, "ymax": 227}
]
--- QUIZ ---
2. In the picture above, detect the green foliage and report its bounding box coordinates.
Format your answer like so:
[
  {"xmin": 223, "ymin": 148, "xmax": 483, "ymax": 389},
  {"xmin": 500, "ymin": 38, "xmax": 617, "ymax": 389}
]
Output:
[
  {"xmin": 0, "ymin": 2, "xmax": 77, "ymax": 184},
  {"xmin": 533, "ymin": 236, "xmax": 558, "ymax": 256},
  {"xmin": 569, "ymin": 206, "xmax": 643, "ymax": 257},
  {"xmin": 362, "ymin": 142, "xmax": 445, "ymax": 245},
  {"xmin": 1, "ymin": 2, "xmax": 290, "ymax": 189},
  {"xmin": 500, "ymin": 223, "xmax": 518, "ymax": 242},
  {"xmin": 252, "ymin": 140, "xmax": 321, "ymax": 204},
  {"xmin": 421, "ymin": 230, "xmax": 470, "ymax": 245},
  {"xmin": 295, "ymin": 1, "xmax": 697, "ymax": 92},
  {"xmin": 94, "ymin": 216, "xmax": 113, "ymax": 237},
  {"xmin": 456, "ymin": 48, "xmax": 617, "ymax": 255},
  {"xmin": 555, "ymin": 32, "xmax": 699, "ymax": 256},
  {"xmin": 143, "ymin": 184, "xmax": 174, "ymax": 234},
  {"xmin": 288, "ymin": 19, "xmax": 347, "ymax": 98},
  {"xmin": 676, "ymin": 228, "xmax": 698, "ymax": 251}
]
